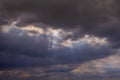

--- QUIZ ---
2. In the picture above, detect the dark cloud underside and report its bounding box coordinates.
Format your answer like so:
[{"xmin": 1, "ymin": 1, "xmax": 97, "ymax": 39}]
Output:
[{"xmin": 0, "ymin": 0, "xmax": 120, "ymax": 42}]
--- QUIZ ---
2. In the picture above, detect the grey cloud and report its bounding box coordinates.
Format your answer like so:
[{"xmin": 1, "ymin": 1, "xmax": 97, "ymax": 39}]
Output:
[
  {"xmin": 0, "ymin": 29, "xmax": 114, "ymax": 69},
  {"xmin": 0, "ymin": 0, "xmax": 120, "ymax": 47},
  {"xmin": 0, "ymin": 0, "xmax": 120, "ymax": 69},
  {"xmin": 0, "ymin": 0, "xmax": 117, "ymax": 26}
]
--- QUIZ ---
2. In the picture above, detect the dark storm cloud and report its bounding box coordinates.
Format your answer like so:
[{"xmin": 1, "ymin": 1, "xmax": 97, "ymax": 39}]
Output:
[
  {"xmin": 0, "ymin": 31, "xmax": 50, "ymax": 57},
  {"xmin": 0, "ymin": 0, "xmax": 117, "ymax": 26},
  {"xmin": 0, "ymin": 0, "xmax": 80, "ymax": 26},
  {"xmin": 0, "ymin": 0, "xmax": 120, "ymax": 69},
  {"xmin": 0, "ymin": 28, "xmax": 114, "ymax": 69},
  {"xmin": 0, "ymin": 0, "xmax": 120, "ymax": 43}
]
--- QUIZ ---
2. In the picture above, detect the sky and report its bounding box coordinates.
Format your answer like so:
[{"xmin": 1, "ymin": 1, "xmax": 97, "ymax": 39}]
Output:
[{"xmin": 0, "ymin": 0, "xmax": 120, "ymax": 80}]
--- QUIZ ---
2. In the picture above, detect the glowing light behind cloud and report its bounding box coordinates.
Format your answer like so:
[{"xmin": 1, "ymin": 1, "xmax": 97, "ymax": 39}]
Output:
[
  {"xmin": 61, "ymin": 34, "xmax": 108, "ymax": 47},
  {"xmin": 1, "ymin": 21, "xmax": 108, "ymax": 50}
]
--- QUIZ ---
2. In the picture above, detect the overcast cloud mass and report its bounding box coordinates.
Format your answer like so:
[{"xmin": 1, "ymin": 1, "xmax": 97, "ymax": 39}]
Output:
[{"xmin": 0, "ymin": 0, "xmax": 120, "ymax": 80}]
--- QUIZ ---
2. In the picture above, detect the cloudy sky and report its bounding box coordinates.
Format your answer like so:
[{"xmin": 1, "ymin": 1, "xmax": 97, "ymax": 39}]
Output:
[{"xmin": 0, "ymin": 0, "xmax": 120, "ymax": 80}]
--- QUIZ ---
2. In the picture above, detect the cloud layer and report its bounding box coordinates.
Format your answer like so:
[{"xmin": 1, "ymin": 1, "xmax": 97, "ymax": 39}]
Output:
[
  {"xmin": 0, "ymin": 24, "xmax": 114, "ymax": 69},
  {"xmin": 0, "ymin": 0, "xmax": 120, "ymax": 77},
  {"xmin": 0, "ymin": 0, "xmax": 120, "ymax": 47}
]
